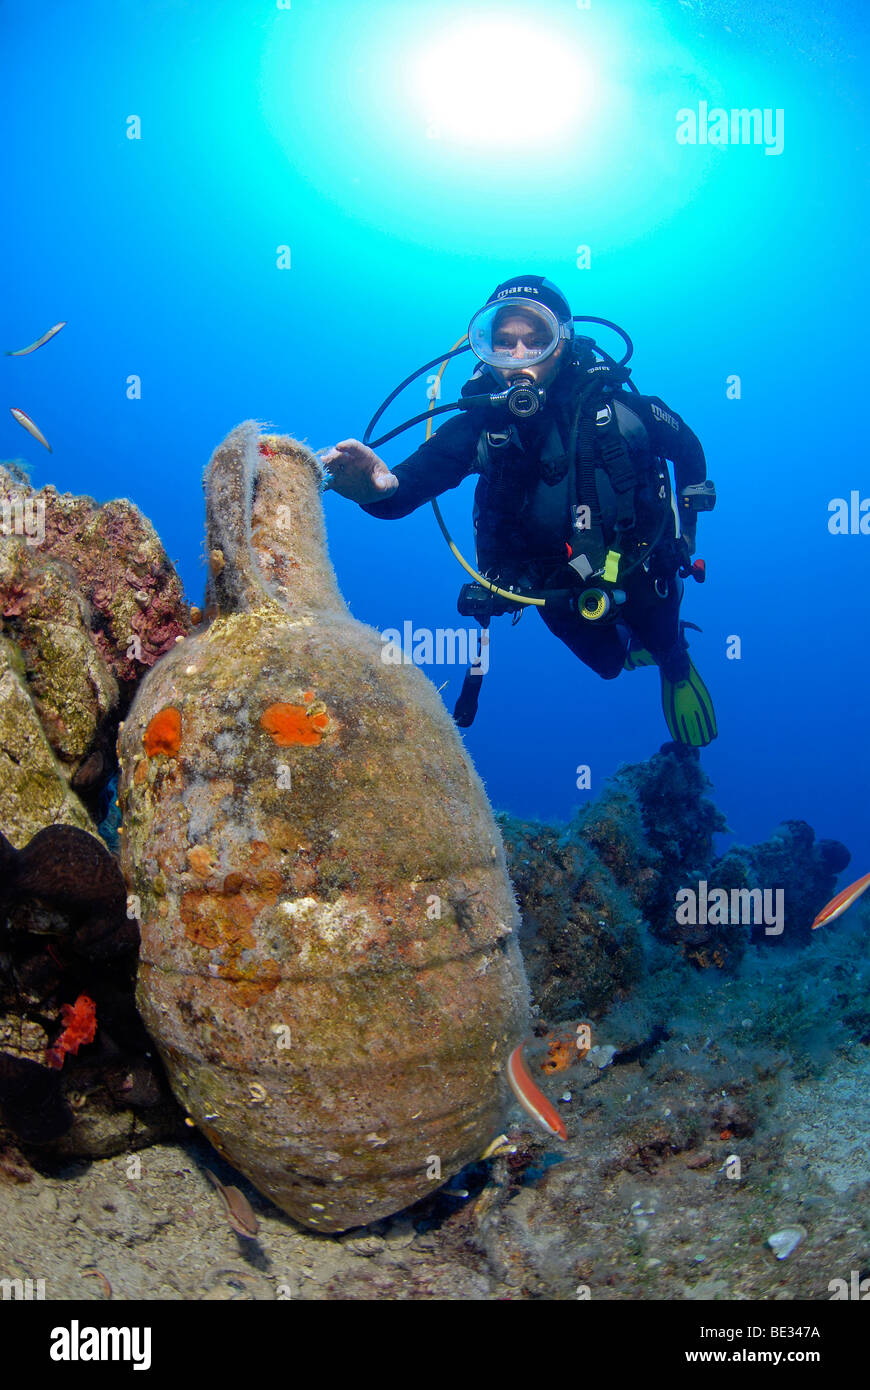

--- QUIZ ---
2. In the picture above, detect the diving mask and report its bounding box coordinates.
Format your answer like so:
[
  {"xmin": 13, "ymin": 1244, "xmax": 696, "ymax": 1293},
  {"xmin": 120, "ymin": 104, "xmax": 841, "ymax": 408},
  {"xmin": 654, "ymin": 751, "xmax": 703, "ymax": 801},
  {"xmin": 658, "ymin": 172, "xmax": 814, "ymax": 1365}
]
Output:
[{"xmin": 467, "ymin": 297, "xmax": 571, "ymax": 369}]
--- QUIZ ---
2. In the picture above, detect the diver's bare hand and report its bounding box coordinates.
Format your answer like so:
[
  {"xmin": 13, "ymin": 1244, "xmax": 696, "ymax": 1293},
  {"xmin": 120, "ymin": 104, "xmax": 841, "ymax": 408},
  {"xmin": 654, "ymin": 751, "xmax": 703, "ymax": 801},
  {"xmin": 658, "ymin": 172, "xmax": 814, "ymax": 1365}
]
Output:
[{"xmin": 320, "ymin": 439, "xmax": 398, "ymax": 504}]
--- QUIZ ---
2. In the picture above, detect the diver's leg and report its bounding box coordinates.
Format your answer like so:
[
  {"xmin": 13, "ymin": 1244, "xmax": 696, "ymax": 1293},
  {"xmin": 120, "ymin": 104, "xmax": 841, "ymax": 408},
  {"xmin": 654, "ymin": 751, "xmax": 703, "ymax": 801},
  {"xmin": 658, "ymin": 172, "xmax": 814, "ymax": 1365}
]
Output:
[
  {"xmin": 625, "ymin": 572, "xmax": 717, "ymax": 745},
  {"xmin": 538, "ymin": 606, "xmax": 626, "ymax": 679},
  {"xmin": 625, "ymin": 574, "xmax": 688, "ymax": 679}
]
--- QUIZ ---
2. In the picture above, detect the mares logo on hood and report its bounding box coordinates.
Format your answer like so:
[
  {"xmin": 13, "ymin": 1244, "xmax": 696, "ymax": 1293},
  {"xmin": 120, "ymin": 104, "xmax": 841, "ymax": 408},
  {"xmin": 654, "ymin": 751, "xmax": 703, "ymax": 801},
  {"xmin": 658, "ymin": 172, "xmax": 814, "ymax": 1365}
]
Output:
[
  {"xmin": 494, "ymin": 286, "xmax": 541, "ymax": 299},
  {"xmin": 486, "ymin": 275, "xmax": 574, "ymax": 332}
]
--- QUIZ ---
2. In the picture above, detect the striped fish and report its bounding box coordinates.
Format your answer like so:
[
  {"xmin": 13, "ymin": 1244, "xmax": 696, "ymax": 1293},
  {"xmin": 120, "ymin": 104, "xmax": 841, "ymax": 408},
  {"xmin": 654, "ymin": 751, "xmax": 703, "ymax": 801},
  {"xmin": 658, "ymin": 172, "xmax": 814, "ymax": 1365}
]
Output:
[
  {"xmin": 506, "ymin": 1041, "xmax": 567, "ymax": 1140},
  {"xmin": 811, "ymin": 871, "xmax": 870, "ymax": 929},
  {"xmin": 5, "ymin": 321, "xmax": 66, "ymax": 356},
  {"xmin": 9, "ymin": 407, "xmax": 51, "ymax": 452}
]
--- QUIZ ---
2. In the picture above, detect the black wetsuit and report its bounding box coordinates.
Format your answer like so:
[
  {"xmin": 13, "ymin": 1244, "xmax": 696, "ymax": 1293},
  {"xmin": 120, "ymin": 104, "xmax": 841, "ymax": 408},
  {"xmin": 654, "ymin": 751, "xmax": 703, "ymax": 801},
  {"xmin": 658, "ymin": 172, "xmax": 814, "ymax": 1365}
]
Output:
[{"xmin": 361, "ymin": 362, "xmax": 708, "ymax": 682}]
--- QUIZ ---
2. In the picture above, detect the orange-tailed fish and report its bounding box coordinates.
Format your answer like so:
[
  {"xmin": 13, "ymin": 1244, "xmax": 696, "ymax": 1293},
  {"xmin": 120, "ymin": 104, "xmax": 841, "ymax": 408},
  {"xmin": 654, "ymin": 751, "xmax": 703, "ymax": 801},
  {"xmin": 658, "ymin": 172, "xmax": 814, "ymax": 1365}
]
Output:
[
  {"xmin": 9, "ymin": 407, "xmax": 52, "ymax": 452},
  {"xmin": 5, "ymin": 322, "xmax": 66, "ymax": 356},
  {"xmin": 506, "ymin": 1041, "xmax": 567, "ymax": 1140},
  {"xmin": 811, "ymin": 871, "xmax": 870, "ymax": 929}
]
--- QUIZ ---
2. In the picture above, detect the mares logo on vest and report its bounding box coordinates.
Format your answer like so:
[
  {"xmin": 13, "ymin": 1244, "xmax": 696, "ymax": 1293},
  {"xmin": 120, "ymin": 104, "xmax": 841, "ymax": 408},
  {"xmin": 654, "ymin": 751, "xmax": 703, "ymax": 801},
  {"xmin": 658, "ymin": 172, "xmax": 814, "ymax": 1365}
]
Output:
[{"xmin": 651, "ymin": 402, "xmax": 680, "ymax": 431}]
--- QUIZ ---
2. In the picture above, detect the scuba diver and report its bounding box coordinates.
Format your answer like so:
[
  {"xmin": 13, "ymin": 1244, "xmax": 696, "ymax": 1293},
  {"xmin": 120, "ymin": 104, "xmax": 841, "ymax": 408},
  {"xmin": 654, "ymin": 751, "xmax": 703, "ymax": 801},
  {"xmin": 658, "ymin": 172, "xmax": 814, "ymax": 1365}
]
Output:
[{"xmin": 321, "ymin": 275, "xmax": 717, "ymax": 746}]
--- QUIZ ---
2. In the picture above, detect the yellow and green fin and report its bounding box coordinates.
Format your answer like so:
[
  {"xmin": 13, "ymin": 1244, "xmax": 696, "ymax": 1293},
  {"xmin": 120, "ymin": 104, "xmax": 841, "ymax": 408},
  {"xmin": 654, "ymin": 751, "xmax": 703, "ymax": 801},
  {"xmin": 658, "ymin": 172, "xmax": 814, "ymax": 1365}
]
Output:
[{"xmin": 660, "ymin": 659, "xmax": 717, "ymax": 747}]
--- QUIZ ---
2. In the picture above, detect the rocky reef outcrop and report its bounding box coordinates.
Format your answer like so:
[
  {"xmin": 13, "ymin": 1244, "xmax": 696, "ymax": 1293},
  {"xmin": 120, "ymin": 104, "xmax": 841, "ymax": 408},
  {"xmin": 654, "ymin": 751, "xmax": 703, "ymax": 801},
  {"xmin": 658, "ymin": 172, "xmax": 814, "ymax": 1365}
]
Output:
[
  {"xmin": 0, "ymin": 464, "xmax": 190, "ymax": 1161},
  {"xmin": 0, "ymin": 824, "xmax": 181, "ymax": 1161},
  {"xmin": 500, "ymin": 746, "xmax": 851, "ymax": 1019},
  {"xmin": 0, "ymin": 463, "xmax": 190, "ymax": 845}
]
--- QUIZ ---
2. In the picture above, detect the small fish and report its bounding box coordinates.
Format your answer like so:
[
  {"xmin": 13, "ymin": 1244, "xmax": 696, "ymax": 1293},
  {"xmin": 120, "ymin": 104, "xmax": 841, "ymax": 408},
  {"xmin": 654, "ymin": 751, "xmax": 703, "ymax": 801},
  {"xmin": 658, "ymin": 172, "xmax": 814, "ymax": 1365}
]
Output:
[
  {"xmin": 9, "ymin": 407, "xmax": 52, "ymax": 452},
  {"xmin": 506, "ymin": 1042, "xmax": 567, "ymax": 1141},
  {"xmin": 5, "ymin": 321, "xmax": 66, "ymax": 355},
  {"xmin": 205, "ymin": 1169, "xmax": 260, "ymax": 1239},
  {"xmin": 811, "ymin": 870, "xmax": 870, "ymax": 929}
]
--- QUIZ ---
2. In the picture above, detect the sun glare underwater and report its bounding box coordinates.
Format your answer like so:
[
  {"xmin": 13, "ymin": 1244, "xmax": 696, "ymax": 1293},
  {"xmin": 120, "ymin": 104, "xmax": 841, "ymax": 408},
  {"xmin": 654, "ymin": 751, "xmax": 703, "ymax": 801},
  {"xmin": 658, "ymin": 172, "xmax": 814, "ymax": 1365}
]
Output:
[{"xmin": 407, "ymin": 19, "xmax": 597, "ymax": 148}]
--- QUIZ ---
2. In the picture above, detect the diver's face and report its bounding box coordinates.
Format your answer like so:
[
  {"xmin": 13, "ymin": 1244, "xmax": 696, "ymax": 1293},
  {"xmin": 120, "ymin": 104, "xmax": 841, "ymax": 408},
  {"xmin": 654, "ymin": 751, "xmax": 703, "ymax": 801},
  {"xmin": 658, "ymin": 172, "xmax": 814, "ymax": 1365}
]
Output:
[{"xmin": 490, "ymin": 312, "xmax": 566, "ymax": 389}]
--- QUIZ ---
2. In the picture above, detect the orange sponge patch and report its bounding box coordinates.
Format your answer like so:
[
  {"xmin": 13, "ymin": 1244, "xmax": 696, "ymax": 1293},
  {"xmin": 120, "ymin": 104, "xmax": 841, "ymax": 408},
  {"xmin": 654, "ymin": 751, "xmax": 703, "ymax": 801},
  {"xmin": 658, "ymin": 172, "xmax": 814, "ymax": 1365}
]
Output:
[
  {"xmin": 143, "ymin": 707, "xmax": 182, "ymax": 757},
  {"xmin": 541, "ymin": 1034, "xmax": 578, "ymax": 1073},
  {"xmin": 260, "ymin": 702, "xmax": 329, "ymax": 747},
  {"xmin": 45, "ymin": 994, "xmax": 98, "ymax": 1069}
]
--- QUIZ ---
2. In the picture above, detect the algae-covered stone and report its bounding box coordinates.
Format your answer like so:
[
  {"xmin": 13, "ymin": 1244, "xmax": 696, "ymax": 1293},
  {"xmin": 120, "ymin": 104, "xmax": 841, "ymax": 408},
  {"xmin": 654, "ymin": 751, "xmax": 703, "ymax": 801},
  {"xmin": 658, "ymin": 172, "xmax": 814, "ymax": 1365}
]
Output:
[
  {"xmin": 0, "ymin": 547, "xmax": 119, "ymax": 769},
  {"xmin": 0, "ymin": 638, "xmax": 93, "ymax": 847},
  {"xmin": 0, "ymin": 463, "xmax": 189, "ymax": 797},
  {"xmin": 119, "ymin": 421, "xmax": 529, "ymax": 1232}
]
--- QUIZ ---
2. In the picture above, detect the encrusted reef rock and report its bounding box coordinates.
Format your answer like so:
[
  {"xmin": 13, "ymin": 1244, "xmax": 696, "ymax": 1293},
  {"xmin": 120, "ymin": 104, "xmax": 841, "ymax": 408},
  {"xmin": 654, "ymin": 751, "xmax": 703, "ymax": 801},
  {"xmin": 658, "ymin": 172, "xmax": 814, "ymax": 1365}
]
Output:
[
  {"xmin": 605, "ymin": 746, "xmax": 727, "ymax": 937},
  {"xmin": 498, "ymin": 812, "xmax": 644, "ymax": 1020},
  {"xmin": 502, "ymin": 747, "xmax": 852, "ymax": 1018},
  {"xmin": 710, "ymin": 819, "xmax": 851, "ymax": 947},
  {"xmin": 0, "ymin": 466, "xmax": 192, "ymax": 1161},
  {"xmin": 118, "ymin": 421, "xmax": 529, "ymax": 1233},
  {"xmin": 0, "ymin": 464, "xmax": 189, "ymax": 841},
  {"xmin": 0, "ymin": 826, "xmax": 180, "ymax": 1160},
  {"xmin": 0, "ymin": 636, "xmax": 94, "ymax": 845},
  {"xmin": 498, "ymin": 746, "xmax": 729, "ymax": 1014}
]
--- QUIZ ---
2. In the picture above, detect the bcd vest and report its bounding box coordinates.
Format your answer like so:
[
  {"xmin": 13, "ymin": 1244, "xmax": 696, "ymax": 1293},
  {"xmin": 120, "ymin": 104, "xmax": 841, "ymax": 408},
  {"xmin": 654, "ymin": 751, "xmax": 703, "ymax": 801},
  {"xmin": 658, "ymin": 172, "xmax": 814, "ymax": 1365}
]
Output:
[{"xmin": 472, "ymin": 393, "xmax": 672, "ymax": 584}]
